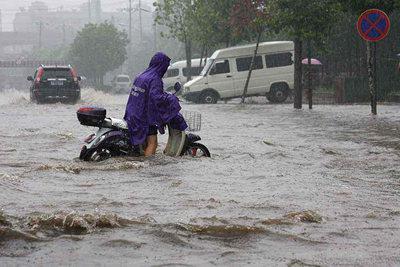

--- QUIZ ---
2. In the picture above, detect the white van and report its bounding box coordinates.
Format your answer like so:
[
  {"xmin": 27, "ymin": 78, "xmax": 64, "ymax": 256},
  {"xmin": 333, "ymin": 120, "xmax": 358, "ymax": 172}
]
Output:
[
  {"xmin": 163, "ymin": 58, "xmax": 207, "ymax": 91},
  {"xmin": 112, "ymin": 74, "xmax": 132, "ymax": 94},
  {"xmin": 183, "ymin": 41, "xmax": 294, "ymax": 103}
]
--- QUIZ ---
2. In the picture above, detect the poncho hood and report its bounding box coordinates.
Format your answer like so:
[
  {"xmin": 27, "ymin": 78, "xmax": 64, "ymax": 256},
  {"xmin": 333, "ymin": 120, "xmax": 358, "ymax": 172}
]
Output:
[{"xmin": 148, "ymin": 52, "xmax": 171, "ymax": 78}]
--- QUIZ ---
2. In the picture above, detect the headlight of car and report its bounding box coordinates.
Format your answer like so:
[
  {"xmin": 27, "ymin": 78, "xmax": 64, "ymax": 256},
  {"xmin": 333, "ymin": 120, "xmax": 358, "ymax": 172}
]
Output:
[{"xmin": 184, "ymin": 86, "xmax": 190, "ymax": 93}]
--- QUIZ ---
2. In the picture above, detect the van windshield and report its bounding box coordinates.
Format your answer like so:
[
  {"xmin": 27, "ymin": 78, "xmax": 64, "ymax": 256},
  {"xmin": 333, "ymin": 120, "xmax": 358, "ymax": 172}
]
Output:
[{"xmin": 200, "ymin": 59, "xmax": 214, "ymax": 76}]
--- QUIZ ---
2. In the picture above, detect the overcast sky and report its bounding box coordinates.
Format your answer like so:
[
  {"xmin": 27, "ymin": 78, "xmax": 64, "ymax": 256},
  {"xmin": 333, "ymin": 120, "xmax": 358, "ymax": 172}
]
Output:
[{"xmin": 0, "ymin": 0, "xmax": 153, "ymax": 31}]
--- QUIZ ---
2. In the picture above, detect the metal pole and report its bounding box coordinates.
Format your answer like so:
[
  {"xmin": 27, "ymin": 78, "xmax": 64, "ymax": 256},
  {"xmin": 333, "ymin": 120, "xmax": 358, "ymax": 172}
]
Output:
[
  {"xmin": 39, "ymin": 21, "xmax": 42, "ymax": 49},
  {"xmin": 129, "ymin": 0, "xmax": 132, "ymax": 42},
  {"xmin": 62, "ymin": 23, "xmax": 66, "ymax": 43},
  {"xmin": 153, "ymin": 21, "xmax": 157, "ymax": 52},
  {"xmin": 373, "ymin": 42, "xmax": 377, "ymax": 114},
  {"xmin": 367, "ymin": 41, "xmax": 377, "ymax": 115},
  {"xmin": 139, "ymin": 0, "xmax": 143, "ymax": 42},
  {"xmin": 88, "ymin": 0, "xmax": 91, "ymax": 22}
]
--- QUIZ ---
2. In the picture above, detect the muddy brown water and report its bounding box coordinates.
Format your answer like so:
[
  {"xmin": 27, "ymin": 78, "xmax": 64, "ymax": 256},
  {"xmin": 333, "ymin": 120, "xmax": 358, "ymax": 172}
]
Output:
[{"xmin": 1, "ymin": 88, "xmax": 400, "ymax": 266}]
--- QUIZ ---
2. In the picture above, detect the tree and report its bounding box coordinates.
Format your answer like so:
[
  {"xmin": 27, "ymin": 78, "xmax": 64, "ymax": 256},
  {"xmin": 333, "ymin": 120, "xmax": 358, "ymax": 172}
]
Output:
[
  {"xmin": 69, "ymin": 22, "xmax": 128, "ymax": 86},
  {"xmin": 154, "ymin": 0, "xmax": 242, "ymax": 76},
  {"xmin": 272, "ymin": 0, "xmax": 340, "ymax": 109},
  {"xmin": 230, "ymin": 0, "xmax": 270, "ymax": 103},
  {"xmin": 338, "ymin": 0, "xmax": 396, "ymax": 14},
  {"xmin": 209, "ymin": 0, "xmax": 239, "ymax": 47},
  {"xmin": 154, "ymin": 0, "xmax": 195, "ymax": 81},
  {"xmin": 188, "ymin": 0, "xmax": 222, "ymax": 65}
]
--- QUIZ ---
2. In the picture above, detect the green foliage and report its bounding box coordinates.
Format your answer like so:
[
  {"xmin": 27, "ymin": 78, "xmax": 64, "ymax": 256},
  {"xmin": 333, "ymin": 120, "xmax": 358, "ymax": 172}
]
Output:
[
  {"xmin": 154, "ymin": 0, "xmax": 241, "ymax": 54},
  {"xmin": 339, "ymin": 0, "xmax": 396, "ymax": 14},
  {"xmin": 154, "ymin": 0, "xmax": 194, "ymax": 42},
  {"xmin": 272, "ymin": 0, "xmax": 341, "ymax": 43},
  {"xmin": 207, "ymin": 0, "xmax": 238, "ymax": 46},
  {"xmin": 69, "ymin": 22, "xmax": 128, "ymax": 85},
  {"xmin": 230, "ymin": 0, "xmax": 271, "ymax": 40},
  {"xmin": 189, "ymin": 0, "xmax": 221, "ymax": 50}
]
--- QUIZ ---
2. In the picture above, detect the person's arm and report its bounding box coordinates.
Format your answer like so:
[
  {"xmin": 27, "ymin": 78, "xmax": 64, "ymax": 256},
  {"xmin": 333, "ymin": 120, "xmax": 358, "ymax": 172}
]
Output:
[{"xmin": 149, "ymin": 79, "xmax": 181, "ymax": 123}]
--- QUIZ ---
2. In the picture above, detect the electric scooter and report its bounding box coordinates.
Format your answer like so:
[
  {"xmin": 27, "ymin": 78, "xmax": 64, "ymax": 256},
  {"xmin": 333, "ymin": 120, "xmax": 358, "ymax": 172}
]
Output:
[{"xmin": 77, "ymin": 84, "xmax": 210, "ymax": 162}]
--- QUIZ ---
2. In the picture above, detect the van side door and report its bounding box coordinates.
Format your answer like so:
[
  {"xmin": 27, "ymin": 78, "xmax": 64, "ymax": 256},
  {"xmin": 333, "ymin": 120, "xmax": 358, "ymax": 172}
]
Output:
[
  {"xmin": 264, "ymin": 52, "xmax": 294, "ymax": 91},
  {"xmin": 233, "ymin": 55, "xmax": 265, "ymax": 96},
  {"xmin": 207, "ymin": 59, "xmax": 234, "ymax": 98}
]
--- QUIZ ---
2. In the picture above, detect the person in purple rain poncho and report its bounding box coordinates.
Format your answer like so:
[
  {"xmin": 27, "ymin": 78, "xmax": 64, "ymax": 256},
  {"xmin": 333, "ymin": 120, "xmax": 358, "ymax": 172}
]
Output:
[{"xmin": 124, "ymin": 52, "xmax": 188, "ymax": 157}]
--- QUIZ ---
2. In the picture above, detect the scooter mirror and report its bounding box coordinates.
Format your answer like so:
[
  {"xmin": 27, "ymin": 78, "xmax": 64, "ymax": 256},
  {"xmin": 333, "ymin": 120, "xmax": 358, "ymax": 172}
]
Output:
[{"xmin": 174, "ymin": 82, "xmax": 182, "ymax": 93}]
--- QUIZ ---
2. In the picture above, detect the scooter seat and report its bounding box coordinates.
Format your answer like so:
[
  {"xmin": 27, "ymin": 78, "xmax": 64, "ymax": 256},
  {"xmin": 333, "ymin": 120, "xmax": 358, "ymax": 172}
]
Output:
[{"xmin": 110, "ymin": 118, "xmax": 128, "ymax": 130}]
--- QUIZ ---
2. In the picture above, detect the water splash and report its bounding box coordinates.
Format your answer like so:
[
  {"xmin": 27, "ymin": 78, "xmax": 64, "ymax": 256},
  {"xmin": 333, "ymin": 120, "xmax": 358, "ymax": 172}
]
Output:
[
  {"xmin": 80, "ymin": 87, "xmax": 127, "ymax": 106},
  {"xmin": 0, "ymin": 89, "xmax": 30, "ymax": 106},
  {"xmin": 36, "ymin": 160, "xmax": 148, "ymax": 174}
]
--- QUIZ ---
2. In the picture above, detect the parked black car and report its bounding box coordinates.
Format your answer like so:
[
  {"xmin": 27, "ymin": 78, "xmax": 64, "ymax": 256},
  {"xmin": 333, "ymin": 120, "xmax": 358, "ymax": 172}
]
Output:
[{"xmin": 27, "ymin": 65, "xmax": 81, "ymax": 104}]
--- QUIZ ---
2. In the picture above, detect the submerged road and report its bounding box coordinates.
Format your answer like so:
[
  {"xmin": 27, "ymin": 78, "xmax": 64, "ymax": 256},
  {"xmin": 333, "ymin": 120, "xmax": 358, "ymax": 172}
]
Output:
[{"xmin": 1, "ymin": 88, "xmax": 400, "ymax": 266}]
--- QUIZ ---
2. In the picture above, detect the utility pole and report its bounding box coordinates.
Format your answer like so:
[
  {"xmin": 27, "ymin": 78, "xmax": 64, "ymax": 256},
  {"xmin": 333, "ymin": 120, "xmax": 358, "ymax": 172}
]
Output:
[
  {"xmin": 128, "ymin": 0, "xmax": 133, "ymax": 73},
  {"xmin": 38, "ymin": 21, "xmax": 43, "ymax": 49},
  {"xmin": 88, "ymin": 0, "xmax": 91, "ymax": 22},
  {"xmin": 62, "ymin": 23, "xmax": 66, "ymax": 43},
  {"xmin": 129, "ymin": 0, "xmax": 132, "ymax": 42},
  {"xmin": 139, "ymin": 0, "xmax": 142, "ymax": 42},
  {"xmin": 153, "ymin": 21, "xmax": 157, "ymax": 52}
]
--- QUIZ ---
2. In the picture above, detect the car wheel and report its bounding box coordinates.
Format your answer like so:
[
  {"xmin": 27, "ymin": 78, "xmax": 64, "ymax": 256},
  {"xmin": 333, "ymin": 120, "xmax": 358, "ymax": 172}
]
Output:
[
  {"xmin": 268, "ymin": 84, "xmax": 289, "ymax": 103},
  {"xmin": 200, "ymin": 90, "xmax": 218, "ymax": 104}
]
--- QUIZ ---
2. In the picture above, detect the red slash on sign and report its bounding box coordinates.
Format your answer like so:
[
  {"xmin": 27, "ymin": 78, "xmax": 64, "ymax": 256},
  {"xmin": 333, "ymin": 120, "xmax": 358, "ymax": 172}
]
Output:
[{"xmin": 357, "ymin": 9, "xmax": 390, "ymax": 42}]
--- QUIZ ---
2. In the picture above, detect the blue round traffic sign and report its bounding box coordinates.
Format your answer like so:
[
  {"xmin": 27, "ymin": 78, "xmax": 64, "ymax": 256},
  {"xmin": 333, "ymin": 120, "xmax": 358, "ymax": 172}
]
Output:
[{"xmin": 357, "ymin": 9, "xmax": 390, "ymax": 42}]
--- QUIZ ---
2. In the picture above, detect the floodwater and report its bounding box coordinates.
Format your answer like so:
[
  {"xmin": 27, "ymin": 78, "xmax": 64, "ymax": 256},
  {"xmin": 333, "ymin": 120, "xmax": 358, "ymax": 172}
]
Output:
[{"xmin": 1, "ymin": 88, "xmax": 400, "ymax": 266}]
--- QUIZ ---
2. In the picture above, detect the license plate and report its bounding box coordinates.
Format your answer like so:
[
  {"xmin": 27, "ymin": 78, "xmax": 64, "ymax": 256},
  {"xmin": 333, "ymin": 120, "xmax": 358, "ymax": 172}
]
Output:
[{"xmin": 51, "ymin": 80, "xmax": 64, "ymax": 86}]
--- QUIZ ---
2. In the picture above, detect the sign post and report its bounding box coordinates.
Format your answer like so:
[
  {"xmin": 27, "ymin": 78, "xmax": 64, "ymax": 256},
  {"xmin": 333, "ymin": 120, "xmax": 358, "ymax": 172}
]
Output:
[{"xmin": 357, "ymin": 9, "xmax": 390, "ymax": 115}]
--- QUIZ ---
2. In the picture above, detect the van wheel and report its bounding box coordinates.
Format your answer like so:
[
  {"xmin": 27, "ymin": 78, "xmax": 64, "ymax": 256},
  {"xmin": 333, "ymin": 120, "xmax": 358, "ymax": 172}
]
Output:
[
  {"xmin": 200, "ymin": 90, "xmax": 218, "ymax": 104},
  {"xmin": 268, "ymin": 84, "xmax": 289, "ymax": 103}
]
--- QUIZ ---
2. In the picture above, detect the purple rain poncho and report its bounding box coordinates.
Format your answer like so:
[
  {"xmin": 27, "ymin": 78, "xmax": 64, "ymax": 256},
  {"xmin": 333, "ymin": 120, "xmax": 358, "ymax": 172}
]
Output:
[{"xmin": 124, "ymin": 52, "xmax": 188, "ymax": 145}]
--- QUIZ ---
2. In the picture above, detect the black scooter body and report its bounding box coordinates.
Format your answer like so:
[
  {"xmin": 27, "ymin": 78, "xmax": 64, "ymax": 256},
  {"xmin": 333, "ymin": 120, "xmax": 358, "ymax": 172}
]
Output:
[{"xmin": 77, "ymin": 107, "xmax": 210, "ymax": 161}]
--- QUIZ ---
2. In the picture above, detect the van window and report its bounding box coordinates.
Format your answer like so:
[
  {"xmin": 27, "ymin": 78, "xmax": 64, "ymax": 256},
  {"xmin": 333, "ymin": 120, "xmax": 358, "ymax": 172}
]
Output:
[
  {"xmin": 236, "ymin": 56, "xmax": 263, "ymax": 72},
  {"xmin": 265, "ymin": 53, "xmax": 293, "ymax": 68},
  {"xmin": 165, "ymin": 68, "xmax": 179, "ymax": 78},
  {"xmin": 209, "ymin": 60, "xmax": 230, "ymax": 75},
  {"xmin": 183, "ymin": 66, "xmax": 203, "ymax": 77},
  {"xmin": 200, "ymin": 59, "xmax": 214, "ymax": 76}
]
